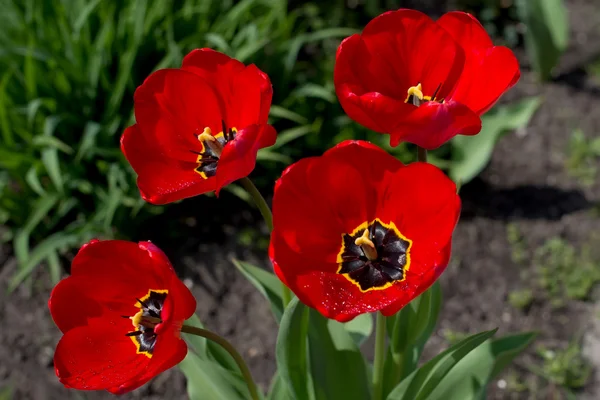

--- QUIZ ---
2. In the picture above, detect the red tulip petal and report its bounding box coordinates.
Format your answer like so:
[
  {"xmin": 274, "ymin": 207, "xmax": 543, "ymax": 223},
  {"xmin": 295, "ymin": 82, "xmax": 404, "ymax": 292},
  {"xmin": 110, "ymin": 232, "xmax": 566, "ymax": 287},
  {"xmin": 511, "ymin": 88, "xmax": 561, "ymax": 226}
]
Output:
[
  {"xmin": 437, "ymin": 12, "xmax": 493, "ymax": 48},
  {"xmin": 335, "ymin": 34, "xmax": 410, "ymax": 104},
  {"xmin": 335, "ymin": 34, "xmax": 416, "ymax": 133},
  {"xmin": 378, "ymin": 162, "xmax": 460, "ymax": 248},
  {"xmin": 54, "ymin": 320, "xmax": 150, "ymax": 391},
  {"xmin": 182, "ymin": 48, "xmax": 237, "ymax": 76},
  {"xmin": 214, "ymin": 124, "xmax": 276, "ymax": 194},
  {"xmin": 48, "ymin": 277, "xmax": 107, "ymax": 333},
  {"xmin": 108, "ymin": 330, "xmax": 187, "ymax": 395},
  {"xmin": 360, "ymin": 9, "xmax": 464, "ymax": 100},
  {"xmin": 225, "ymin": 64, "xmax": 272, "ymax": 129},
  {"xmin": 69, "ymin": 240, "xmax": 171, "ymax": 308},
  {"xmin": 134, "ymin": 68, "xmax": 223, "ymax": 161},
  {"xmin": 139, "ymin": 241, "xmax": 197, "ymax": 322},
  {"xmin": 272, "ymin": 159, "xmax": 342, "ymax": 264},
  {"xmin": 273, "ymin": 141, "xmax": 390, "ymax": 263},
  {"xmin": 381, "ymin": 241, "xmax": 452, "ymax": 316},
  {"xmin": 336, "ymin": 82, "xmax": 415, "ymax": 134},
  {"xmin": 322, "ymin": 140, "xmax": 403, "ymax": 183},
  {"xmin": 389, "ymin": 100, "xmax": 481, "ymax": 149},
  {"xmin": 438, "ymin": 12, "xmax": 520, "ymax": 115},
  {"xmin": 182, "ymin": 49, "xmax": 272, "ymax": 127},
  {"xmin": 272, "ymin": 230, "xmax": 452, "ymax": 322},
  {"xmin": 121, "ymin": 125, "xmax": 216, "ymax": 204}
]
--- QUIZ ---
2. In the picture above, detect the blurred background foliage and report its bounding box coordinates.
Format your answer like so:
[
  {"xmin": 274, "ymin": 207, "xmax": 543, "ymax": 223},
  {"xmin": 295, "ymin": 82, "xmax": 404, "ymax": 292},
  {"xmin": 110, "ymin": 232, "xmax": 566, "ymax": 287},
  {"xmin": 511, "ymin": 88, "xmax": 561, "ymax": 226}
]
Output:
[{"xmin": 0, "ymin": 0, "xmax": 566, "ymax": 289}]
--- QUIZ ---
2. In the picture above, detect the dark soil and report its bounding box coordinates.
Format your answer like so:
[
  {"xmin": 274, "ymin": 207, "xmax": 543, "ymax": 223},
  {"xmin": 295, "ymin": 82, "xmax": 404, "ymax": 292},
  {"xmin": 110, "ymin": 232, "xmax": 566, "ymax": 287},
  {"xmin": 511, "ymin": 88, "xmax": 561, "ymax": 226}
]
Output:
[{"xmin": 2, "ymin": 0, "xmax": 600, "ymax": 399}]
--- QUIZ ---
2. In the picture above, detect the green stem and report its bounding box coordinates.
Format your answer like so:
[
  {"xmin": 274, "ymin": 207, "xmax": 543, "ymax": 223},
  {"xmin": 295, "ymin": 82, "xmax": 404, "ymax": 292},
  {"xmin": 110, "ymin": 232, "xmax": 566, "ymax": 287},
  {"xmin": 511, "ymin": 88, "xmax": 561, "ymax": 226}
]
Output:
[
  {"xmin": 372, "ymin": 312, "xmax": 387, "ymax": 400},
  {"xmin": 181, "ymin": 325, "xmax": 260, "ymax": 400},
  {"xmin": 390, "ymin": 346, "xmax": 417, "ymax": 388},
  {"xmin": 417, "ymin": 146, "xmax": 427, "ymax": 163},
  {"xmin": 240, "ymin": 177, "xmax": 273, "ymax": 231},
  {"xmin": 239, "ymin": 177, "xmax": 293, "ymax": 307}
]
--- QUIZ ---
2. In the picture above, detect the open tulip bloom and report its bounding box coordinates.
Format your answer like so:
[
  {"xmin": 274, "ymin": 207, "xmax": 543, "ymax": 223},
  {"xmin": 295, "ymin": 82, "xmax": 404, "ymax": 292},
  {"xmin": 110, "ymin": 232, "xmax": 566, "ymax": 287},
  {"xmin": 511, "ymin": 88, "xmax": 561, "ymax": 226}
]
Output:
[
  {"xmin": 334, "ymin": 9, "xmax": 520, "ymax": 149},
  {"xmin": 48, "ymin": 8, "xmax": 533, "ymax": 400},
  {"xmin": 121, "ymin": 48, "xmax": 276, "ymax": 205},
  {"xmin": 49, "ymin": 240, "xmax": 196, "ymax": 394},
  {"xmin": 270, "ymin": 140, "xmax": 460, "ymax": 322}
]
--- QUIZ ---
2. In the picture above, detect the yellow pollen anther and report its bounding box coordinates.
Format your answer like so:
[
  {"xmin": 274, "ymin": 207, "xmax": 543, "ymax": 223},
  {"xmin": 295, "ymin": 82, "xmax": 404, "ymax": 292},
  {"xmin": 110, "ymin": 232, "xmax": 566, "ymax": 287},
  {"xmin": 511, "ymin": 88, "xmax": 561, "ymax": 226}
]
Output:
[
  {"xmin": 130, "ymin": 310, "xmax": 144, "ymax": 329},
  {"xmin": 355, "ymin": 229, "xmax": 378, "ymax": 260},
  {"xmin": 130, "ymin": 310, "xmax": 161, "ymax": 329},
  {"xmin": 197, "ymin": 127, "xmax": 223, "ymax": 157},
  {"xmin": 197, "ymin": 127, "xmax": 215, "ymax": 143},
  {"xmin": 406, "ymin": 83, "xmax": 424, "ymax": 105},
  {"xmin": 407, "ymin": 83, "xmax": 424, "ymax": 99}
]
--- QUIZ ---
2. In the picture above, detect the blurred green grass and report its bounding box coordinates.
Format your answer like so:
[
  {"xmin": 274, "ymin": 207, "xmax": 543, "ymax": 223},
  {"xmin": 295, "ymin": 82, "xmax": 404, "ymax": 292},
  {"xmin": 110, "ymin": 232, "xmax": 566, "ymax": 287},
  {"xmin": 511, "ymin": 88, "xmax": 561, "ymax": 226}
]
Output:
[
  {"xmin": 0, "ymin": 0, "xmax": 565, "ymax": 289},
  {"xmin": 0, "ymin": 0, "xmax": 417, "ymax": 289}
]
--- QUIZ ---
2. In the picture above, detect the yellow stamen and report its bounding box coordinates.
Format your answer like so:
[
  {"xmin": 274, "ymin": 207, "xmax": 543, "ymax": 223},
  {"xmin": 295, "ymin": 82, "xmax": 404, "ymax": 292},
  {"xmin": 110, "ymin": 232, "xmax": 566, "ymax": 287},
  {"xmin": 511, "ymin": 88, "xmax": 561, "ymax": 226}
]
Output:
[
  {"xmin": 406, "ymin": 83, "xmax": 424, "ymax": 105},
  {"xmin": 130, "ymin": 310, "xmax": 161, "ymax": 329},
  {"xmin": 130, "ymin": 309, "xmax": 144, "ymax": 329},
  {"xmin": 197, "ymin": 127, "xmax": 223, "ymax": 157},
  {"xmin": 197, "ymin": 127, "xmax": 214, "ymax": 143},
  {"xmin": 355, "ymin": 229, "xmax": 378, "ymax": 260}
]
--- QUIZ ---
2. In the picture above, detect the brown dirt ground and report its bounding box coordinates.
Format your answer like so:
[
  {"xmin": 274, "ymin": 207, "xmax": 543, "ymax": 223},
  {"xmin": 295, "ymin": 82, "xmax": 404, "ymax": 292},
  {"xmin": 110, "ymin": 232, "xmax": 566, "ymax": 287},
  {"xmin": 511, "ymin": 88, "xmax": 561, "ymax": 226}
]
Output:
[{"xmin": 2, "ymin": 0, "xmax": 600, "ymax": 399}]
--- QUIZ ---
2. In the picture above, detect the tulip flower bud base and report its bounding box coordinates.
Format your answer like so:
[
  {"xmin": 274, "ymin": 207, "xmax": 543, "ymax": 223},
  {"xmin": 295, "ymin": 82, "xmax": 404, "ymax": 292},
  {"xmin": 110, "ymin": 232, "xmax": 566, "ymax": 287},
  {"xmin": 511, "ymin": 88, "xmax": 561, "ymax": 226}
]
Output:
[{"xmin": 337, "ymin": 219, "xmax": 412, "ymax": 292}]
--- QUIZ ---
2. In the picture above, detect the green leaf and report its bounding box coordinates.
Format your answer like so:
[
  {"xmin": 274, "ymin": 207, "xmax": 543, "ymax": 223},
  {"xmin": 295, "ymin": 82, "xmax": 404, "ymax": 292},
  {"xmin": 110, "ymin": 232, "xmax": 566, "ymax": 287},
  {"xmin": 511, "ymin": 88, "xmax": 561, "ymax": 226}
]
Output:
[
  {"xmin": 292, "ymin": 83, "xmax": 335, "ymax": 103},
  {"xmin": 47, "ymin": 250, "xmax": 62, "ymax": 284},
  {"xmin": 276, "ymin": 298, "xmax": 313, "ymax": 400},
  {"xmin": 449, "ymin": 97, "xmax": 542, "ymax": 184},
  {"xmin": 308, "ymin": 309, "xmax": 371, "ymax": 400},
  {"xmin": 0, "ymin": 70, "xmax": 14, "ymax": 147},
  {"xmin": 284, "ymin": 28, "xmax": 358, "ymax": 72},
  {"xmin": 343, "ymin": 313, "xmax": 373, "ymax": 347},
  {"xmin": 269, "ymin": 105, "xmax": 308, "ymax": 125},
  {"xmin": 267, "ymin": 373, "xmax": 293, "ymax": 400},
  {"xmin": 13, "ymin": 194, "xmax": 59, "ymax": 264},
  {"xmin": 41, "ymin": 148, "xmax": 64, "ymax": 192},
  {"xmin": 382, "ymin": 283, "xmax": 442, "ymax": 397},
  {"xmin": 25, "ymin": 166, "xmax": 46, "ymax": 196},
  {"xmin": 205, "ymin": 33, "xmax": 231, "ymax": 53},
  {"xmin": 387, "ymin": 329, "xmax": 498, "ymax": 400},
  {"xmin": 9, "ymin": 232, "xmax": 80, "ymax": 291},
  {"xmin": 232, "ymin": 259, "xmax": 284, "ymax": 322},
  {"xmin": 256, "ymin": 150, "xmax": 293, "ymax": 165},
  {"xmin": 32, "ymin": 135, "xmax": 73, "ymax": 154},
  {"xmin": 389, "ymin": 282, "xmax": 442, "ymax": 354},
  {"xmin": 179, "ymin": 352, "xmax": 249, "ymax": 400},
  {"xmin": 75, "ymin": 121, "xmax": 102, "ymax": 162},
  {"xmin": 516, "ymin": 0, "xmax": 569, "ymax": 81},
  {"xmin": 426, "ymin": 332, "xmax": 537, "ymax": 400},
  {"xmin": 270, "ymin": 125, "xmax": 315, "ymax": 150}
]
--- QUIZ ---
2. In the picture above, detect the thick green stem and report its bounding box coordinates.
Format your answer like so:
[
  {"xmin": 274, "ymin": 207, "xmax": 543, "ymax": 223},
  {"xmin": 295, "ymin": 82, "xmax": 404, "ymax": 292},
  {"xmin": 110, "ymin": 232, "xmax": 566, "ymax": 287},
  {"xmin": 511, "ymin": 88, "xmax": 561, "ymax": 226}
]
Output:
[
  {"xmin": 417, "ymin": 146, "xmax": 427, "ymax": 163},
  {"xmin": 181, "ymin": 325, "xmax": 260, "ymax": 400},
  {"xmin": 372, "ymin": 312, "xmax": 387, "ymax": 400},
  {"xmin": 239, "ymin": 177, "xmax": 293, "ymax": 307}
]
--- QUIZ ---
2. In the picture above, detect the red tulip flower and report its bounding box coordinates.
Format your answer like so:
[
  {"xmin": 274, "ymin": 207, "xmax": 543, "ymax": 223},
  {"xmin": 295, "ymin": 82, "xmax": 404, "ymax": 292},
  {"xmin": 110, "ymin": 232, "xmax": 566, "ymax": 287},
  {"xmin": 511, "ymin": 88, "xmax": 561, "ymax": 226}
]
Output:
[
  {"xmin": 121, "ymin": 48, "xmax": 276, "ymax": 204},
  {"xmin": 334, "ymin": 10, "xmax": 520, "ymax": 149},
  {"xmin": 270, "ymin": 140, "xmax": 460, "ymax": 322},
  {"xmin": 48, "ymin": 240, "xmax": 196, "ymax": 394}
]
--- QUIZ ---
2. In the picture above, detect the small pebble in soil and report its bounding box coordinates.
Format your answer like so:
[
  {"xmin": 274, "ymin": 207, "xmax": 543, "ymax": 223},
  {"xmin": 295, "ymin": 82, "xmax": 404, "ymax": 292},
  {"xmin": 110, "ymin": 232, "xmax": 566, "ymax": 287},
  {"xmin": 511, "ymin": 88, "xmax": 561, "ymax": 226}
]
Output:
[{"xmin": 248, "ymin": 347, "xmax": 259, "ymax": 358}]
